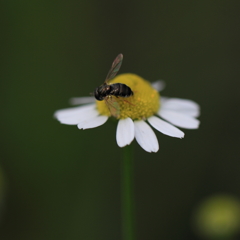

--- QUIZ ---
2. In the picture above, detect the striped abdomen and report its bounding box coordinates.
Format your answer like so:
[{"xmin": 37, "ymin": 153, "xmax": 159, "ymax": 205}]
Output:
[{"xmin": 109, "ymin": 83, "xmax": 133, "ymax": 98}]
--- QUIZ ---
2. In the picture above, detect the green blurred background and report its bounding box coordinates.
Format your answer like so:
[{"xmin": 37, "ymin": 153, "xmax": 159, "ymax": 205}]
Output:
[{"xmin": 1, "ymin": 1, "xmax": 240, "ymax": 240}]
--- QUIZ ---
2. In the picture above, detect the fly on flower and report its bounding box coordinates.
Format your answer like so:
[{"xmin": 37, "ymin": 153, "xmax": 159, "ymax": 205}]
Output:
[
  {"xmin": 54, "ymin": 54, "xmax": 200, "ymax": 152},
  {"xmin": 94, "ymin": 54, "xmax": 133, "ymax": 118}
]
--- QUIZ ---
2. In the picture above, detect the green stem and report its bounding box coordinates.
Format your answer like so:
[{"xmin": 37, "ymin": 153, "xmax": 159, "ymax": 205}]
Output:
[{"xmin": 121, "ymin": 145, "xmax": 135, "ymax": 240}]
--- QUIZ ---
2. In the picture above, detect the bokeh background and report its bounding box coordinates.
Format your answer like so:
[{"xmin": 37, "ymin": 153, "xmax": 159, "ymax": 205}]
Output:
[{"xmin": 1, "ymin": 1, "xmax": 240, "ymax": 240}]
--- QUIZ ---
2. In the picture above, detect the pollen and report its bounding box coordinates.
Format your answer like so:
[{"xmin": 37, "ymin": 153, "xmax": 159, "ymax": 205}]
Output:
[{"xmin": 96, "ymin": 74, "xmax": 160, "ymax": 120}]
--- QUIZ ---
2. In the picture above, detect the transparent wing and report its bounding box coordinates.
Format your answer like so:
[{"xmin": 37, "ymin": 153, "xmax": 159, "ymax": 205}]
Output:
[
  {"xmin": 104, "ymin": 96, "xmax": 121, "ymax": 118},
  {"xmin": 105, "ymin": 53, "xmax": 123, "ymax": 83}
]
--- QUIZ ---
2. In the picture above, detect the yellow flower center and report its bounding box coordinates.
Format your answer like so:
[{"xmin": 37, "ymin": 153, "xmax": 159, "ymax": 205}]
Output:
[{"xmin": 96, "ymin": 73, "xmax": 160, "ymax": 120}]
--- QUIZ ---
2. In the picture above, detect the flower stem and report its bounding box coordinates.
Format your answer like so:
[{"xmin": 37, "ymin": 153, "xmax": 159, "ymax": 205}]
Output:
[{"xmin": 121, "ymin": 145, "xmax": 135, "ymax": 240}]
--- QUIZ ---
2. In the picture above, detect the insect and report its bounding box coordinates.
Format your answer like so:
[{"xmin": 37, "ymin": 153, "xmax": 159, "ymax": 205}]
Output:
[{"xmin": 94, "ymin": 54, "xmax": 134, "ymax": 117}]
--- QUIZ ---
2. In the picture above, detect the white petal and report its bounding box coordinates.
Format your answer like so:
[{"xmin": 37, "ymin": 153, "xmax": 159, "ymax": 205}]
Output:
[
  {"xmin": 116, "ymin": 118, "xmax": 134, "ymax": 147},
  {"xmin": 60, "ymin": 108, "xmax": 99, "ymax": 125},
  {"xmin": 78, "ymin": 115, "xmax": 108, "ymax": 130},
  {"xmin": 134, "ymin": 120, "xmax": 159, "ymax": 153},
  {"xmin": 54, "ymin": 104, "xmax": 95, "ymax": 119},
  {"xmin": 148, "ymin": 116, "xmax": 184, "ymax": 138},
  {"xmin": 69, "ymin": 97, "xmax": 96, "ymax": 105},
  {"xmin": 159, "ymin": 109, "xmax": 200, "ymax": 129},
  {"xmin": 160, "ymin": 96, "xmax": 169, "ymax": 105},
  {"xmin": 151, "ymin": 80, "xmax": 165, "ymax": 92},
  {"xmin": 54, "ymin": 104, "xmax": 98, "ymax": 125},
  {"xmin": 161, "ymin": 98, "xmax": 200, "ymax": 117}
]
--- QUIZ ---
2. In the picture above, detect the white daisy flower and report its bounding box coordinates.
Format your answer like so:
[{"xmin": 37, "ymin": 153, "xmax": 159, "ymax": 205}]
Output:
[{"xmin": 54, "ymin": 73, "xmax": 200, "ymax": 153}]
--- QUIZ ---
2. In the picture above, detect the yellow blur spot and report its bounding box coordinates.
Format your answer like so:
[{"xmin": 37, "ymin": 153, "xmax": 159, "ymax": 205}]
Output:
[{"xmin": 193, "ymin": 195, "xmax": 240, "ymax": 239}]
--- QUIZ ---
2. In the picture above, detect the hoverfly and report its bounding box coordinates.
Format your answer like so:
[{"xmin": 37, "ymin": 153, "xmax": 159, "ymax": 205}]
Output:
[{"xmin": 94, "ymin": 54, "xmax": 133, "ymax": 117}]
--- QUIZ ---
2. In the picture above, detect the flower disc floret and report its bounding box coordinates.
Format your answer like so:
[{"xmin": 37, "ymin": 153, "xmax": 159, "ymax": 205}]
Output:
[{"xmin": 96, "ymin": 74, "xmax": 160, "ymax": 120}]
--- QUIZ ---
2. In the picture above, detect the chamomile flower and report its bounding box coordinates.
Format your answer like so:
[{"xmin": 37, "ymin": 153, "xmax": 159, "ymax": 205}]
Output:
[{"xmin": 54, "ymin": 73, "xmax": 200, "ymax": 152}]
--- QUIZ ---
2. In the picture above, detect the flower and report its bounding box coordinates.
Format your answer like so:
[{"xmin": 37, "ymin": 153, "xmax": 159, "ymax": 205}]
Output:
[{"xmin": 54, "ymin": 73, "xmax": 200, "ymax": 152}]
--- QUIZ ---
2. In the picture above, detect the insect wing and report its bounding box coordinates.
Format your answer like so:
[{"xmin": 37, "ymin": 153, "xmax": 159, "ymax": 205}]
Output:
[
  {"xmin": 105, "ymin": 54, "xmax": 123, "ymax": 83},
  {"xmin": 104, "ymin": 96, "xmax": 121, "ymax": 118}
]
